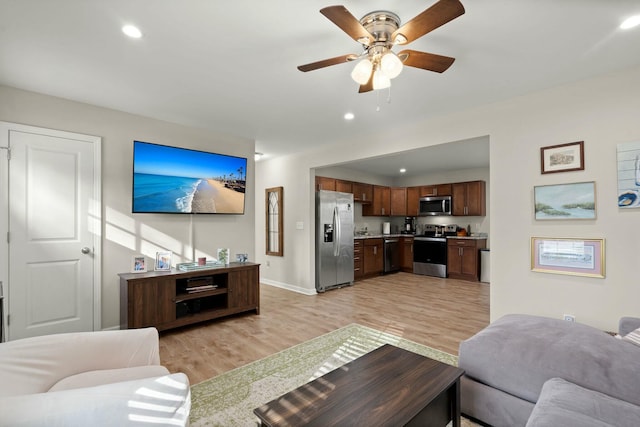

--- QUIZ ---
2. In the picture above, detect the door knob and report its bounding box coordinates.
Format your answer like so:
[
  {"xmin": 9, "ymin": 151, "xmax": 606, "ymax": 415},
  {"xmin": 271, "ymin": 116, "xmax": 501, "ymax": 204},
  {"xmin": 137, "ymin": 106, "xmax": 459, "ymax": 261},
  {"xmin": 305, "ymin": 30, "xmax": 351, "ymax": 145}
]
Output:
[{"xmin": 81, "ymin": 247, "xmax": 91, "ymax": 254}]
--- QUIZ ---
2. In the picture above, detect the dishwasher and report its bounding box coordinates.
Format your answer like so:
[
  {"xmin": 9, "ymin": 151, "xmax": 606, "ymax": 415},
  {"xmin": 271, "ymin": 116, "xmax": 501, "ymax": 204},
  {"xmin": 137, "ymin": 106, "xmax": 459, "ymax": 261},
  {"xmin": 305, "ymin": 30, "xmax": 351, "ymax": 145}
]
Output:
[{"xmin": 383, "ymin": 238, "xmax": 400, "ymax": 273}]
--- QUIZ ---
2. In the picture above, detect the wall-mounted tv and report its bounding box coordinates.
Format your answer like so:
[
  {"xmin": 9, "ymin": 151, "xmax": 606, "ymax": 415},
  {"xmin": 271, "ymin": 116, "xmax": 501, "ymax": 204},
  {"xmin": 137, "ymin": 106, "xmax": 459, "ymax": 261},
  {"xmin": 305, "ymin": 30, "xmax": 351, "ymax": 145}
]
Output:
[{"xmin": 132, "ymin": 140, "xmax": 247, "ymax": 214}]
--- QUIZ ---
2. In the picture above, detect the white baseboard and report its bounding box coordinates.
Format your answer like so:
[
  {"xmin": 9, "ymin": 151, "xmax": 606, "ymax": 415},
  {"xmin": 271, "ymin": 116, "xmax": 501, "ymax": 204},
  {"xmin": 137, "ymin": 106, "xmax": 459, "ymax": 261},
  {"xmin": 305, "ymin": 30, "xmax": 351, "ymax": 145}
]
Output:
[{"xmin": 260, "ymin": 279, "xmax": 317, "ymax": 296}]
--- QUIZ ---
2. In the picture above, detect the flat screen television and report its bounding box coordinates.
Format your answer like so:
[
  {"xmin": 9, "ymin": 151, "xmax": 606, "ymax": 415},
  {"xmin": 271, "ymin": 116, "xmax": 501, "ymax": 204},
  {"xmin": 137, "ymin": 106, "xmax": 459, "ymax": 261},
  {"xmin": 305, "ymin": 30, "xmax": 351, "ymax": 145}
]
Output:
[{"xmin": 132, "ymin": 140, "xmax": 247, "ymax": 214}]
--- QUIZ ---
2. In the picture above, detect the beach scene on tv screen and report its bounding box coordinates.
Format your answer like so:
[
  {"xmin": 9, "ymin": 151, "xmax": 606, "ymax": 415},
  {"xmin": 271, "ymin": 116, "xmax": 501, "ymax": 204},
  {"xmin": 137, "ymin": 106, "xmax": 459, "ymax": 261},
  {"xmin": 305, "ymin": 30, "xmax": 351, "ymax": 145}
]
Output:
[{"xmin": 133, "ymin": 141, "xmax": 246, "ymax": 214}]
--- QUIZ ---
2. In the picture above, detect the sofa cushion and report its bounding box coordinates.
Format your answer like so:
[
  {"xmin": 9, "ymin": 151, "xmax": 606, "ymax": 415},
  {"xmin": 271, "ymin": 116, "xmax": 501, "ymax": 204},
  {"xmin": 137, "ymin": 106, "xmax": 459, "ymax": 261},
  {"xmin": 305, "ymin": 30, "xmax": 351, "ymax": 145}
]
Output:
[
  {"xmin": 621, "ymin": 327, "xmax": 640, "ymax": 347},
  {"xmin": 459, "ymin": 314, "xmax": 640, "ymax": 407},
  {"xmin": 525, "ymin": 378, "xmax": 640, "ymax": 427},
  {"xmin": 48, "ymin": 365, "xmax": 170, "ymax": 392},
  {"xmin": 0, "ymin": 373, "xmax": 190, "ymax": 427}
]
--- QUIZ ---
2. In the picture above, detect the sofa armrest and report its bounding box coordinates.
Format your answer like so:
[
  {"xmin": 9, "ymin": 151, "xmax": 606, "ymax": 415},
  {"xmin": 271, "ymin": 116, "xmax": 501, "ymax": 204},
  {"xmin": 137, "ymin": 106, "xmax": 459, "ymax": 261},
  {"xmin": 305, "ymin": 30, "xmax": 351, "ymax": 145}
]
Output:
[
  {"xmin": 0, "ymin": 373, "xmax": 190, "ymax": 427},
  {"xmin": 0, "ymin": 328, "xmax": 162, "ymax": 397},
  {"xmin": 619, "ymin": 317, "xmax": 640, "ymax": 336}
]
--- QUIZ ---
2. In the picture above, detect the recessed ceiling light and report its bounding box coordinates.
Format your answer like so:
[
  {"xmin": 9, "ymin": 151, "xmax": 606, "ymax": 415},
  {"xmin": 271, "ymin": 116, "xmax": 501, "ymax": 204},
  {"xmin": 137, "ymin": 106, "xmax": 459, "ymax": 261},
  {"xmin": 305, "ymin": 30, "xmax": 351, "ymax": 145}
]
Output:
[
  {"xmin": 344, "ymin": 112, "xmax": 355, "ymax": 120},
  {"xmin": 399, "ymin": 168, "xmax": 407, "ymax": 174},
  {"xmin": 122, "ymin": 24, "xmax": 142, "ymax": 38},
  {"xmin": 620, "ymin": 15, "xmax": 640, "ymax": 29}
]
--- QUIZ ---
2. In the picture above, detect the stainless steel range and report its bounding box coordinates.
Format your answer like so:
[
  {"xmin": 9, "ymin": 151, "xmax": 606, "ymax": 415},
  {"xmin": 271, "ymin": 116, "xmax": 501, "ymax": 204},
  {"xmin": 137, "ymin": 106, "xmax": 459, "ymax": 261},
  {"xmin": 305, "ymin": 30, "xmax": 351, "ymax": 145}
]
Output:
[{"xmin": 413, "ymin": 224, "xmax": 457, "ymax": 278}]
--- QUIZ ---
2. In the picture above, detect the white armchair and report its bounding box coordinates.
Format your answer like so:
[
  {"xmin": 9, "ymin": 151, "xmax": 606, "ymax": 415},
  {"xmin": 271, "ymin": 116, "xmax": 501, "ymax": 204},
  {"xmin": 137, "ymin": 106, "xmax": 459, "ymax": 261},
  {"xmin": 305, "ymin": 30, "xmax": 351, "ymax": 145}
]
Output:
[{"xmin": 0, "ymin": 328, "xmax": 190, "ymax": 426}]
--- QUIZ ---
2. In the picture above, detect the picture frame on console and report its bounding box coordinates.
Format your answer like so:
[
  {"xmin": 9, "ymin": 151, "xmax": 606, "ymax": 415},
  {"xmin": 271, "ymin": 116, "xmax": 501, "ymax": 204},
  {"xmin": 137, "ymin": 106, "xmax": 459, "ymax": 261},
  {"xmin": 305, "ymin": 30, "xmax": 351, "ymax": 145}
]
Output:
[
  {"xmin": 540, "ymin": 141, "xmax": 584, "ymax": 174},
  {"xmin": 155, "ymin": 251, "xmax": 173, "ymax": 271},
  {"xmin": 531, "ymin": 237, "xmax": 605, "ymax": 278},
  {"xmin": 131, "ymin": 255, "xmax": 147, "ymax": 273}
]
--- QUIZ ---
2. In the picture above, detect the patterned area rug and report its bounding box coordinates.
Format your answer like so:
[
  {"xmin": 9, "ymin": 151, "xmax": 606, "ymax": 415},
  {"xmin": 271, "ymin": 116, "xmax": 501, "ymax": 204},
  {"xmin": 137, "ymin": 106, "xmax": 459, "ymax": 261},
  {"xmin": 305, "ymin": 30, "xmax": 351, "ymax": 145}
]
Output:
[{"xmin": 190, "ymin": 324, "xmax": 473, "ymax": 426}]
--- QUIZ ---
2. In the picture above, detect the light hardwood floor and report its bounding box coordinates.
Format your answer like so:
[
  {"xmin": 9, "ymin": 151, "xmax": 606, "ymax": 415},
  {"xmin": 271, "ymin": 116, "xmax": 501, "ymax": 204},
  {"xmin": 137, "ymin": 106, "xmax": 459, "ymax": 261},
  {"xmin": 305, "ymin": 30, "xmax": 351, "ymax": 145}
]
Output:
[{"xmin": 159, "ymin": 272, "xmax": 490, "ymax": 384}]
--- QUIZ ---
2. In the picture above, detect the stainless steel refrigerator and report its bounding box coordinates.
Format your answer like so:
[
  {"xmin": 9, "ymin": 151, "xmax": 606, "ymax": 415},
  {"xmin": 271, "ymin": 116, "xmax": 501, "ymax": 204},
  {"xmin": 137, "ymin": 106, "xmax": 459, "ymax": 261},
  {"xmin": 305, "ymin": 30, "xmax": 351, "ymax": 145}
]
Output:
[{"xmin": 316, "ymin": 190, "xmax": 354, "ymax": 292}]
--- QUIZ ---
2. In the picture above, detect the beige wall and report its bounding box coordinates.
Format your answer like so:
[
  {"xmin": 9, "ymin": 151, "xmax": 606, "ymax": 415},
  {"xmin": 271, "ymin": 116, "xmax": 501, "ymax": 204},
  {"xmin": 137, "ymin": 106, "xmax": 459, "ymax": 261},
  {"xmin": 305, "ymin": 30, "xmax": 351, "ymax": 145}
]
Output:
[
  {"xmin": 0, "ymin": 85, "xmax": 255, "ymax": 329},
  {"xmin": 255, "ymin": 65, "xmax": 640, "ymax": 331}
]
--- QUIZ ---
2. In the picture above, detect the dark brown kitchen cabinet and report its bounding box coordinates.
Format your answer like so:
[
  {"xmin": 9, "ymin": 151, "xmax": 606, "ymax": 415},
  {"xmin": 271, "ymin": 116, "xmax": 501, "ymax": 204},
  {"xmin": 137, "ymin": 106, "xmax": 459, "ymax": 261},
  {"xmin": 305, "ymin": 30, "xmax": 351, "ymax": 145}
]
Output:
[
  {"xmin": 119, "ymin": 263, "xmax": 260, "ymax": 331},
  {"xmin": 420, "ymin": 184, "xmax": 452, "ymax": 197},
  {"xmin": 354, "ymin": 239, "xmax": 364, "ymax": 281},
  {"xmin": 363, "ymin": 238, "xmax": 384, "ymax": 276},
  {"xmin": 400, "ymin": 237, "xmax": 414, "ymax": 272},
  {"xmin": 406, "ymin": 186, "xmax": 420, "ymax": 217},
  {"xmin": 352, "ymin": 182, "xmax": 373, "ymax": 203},
  {"xmin": 335, "ymin": 179, "xmax": 352, "ymax": 194},
  {"xmin": 390, "ymin": 187, "xmax": 407, "ymax": 216},
  {"xmin": 447, "ymin": 238, "xmax": 486, "ymax": 281},
  {"xmin": 315, "ymin": 176, "xmax": 336, "ymax": 191},
  {"xmin": 452, "ymin": 181, "xmax": 486, "ymax": 216},
  {"xmin": 363, "ymin": 185, "xmax": 390, "ymax": 216}
]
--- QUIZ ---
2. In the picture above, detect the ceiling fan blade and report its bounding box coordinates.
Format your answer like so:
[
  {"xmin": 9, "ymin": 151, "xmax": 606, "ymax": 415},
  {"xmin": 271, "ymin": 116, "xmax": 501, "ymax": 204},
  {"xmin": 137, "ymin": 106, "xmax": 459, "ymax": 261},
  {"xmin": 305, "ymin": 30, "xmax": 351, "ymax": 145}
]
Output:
[
  {"xmin": 397, "ymin": 49, "xmax": 455, "ymax": 73},
  {"xmin": 320, "ymin": 5, "xmax": 374, "ymax": 45},
  {"xmin": 358, "ymin": 70, "xmax": 374, "ymax": 93},
  {"xmin": 392, "ymin": 0, "xmax": 465, "ymax": 45},
  {"xmin": 297, "ymin": 54, "xmax": 358, "ymax": 72}
]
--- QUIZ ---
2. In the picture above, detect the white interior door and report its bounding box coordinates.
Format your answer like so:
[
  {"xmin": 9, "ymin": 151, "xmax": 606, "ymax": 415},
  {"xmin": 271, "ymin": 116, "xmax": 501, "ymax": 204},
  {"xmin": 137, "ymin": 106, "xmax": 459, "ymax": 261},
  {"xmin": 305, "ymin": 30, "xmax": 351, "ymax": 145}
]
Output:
[{"xmin": 0, "ymin": 122, "xmax": 101, "ymax": 340}]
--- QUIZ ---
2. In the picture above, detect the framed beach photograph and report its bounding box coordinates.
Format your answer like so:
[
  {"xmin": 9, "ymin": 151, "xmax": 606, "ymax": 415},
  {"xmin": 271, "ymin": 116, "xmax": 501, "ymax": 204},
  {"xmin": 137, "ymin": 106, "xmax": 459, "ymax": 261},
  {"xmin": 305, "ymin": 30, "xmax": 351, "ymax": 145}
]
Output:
[
  {"xmin": 131, "ymin": 255, "xmax": 147, "ymax": 273},
  {"xmin": 616, "ymin": 140, "xmax": 640, "ymax": 208},
  {"xmin": 540, "ymin": 141, "xmax": 584, "ymax": 174},
  {"xmin": 534, "ymin": 181, "xmax": 596, "ymax": 220},
  {"xmin": 155, "ymin": 251, "xmax": 173, "ymax": 271},
  {"xmin": 531, "ymin": 237, "xmax": 605, "ymax": 278}
]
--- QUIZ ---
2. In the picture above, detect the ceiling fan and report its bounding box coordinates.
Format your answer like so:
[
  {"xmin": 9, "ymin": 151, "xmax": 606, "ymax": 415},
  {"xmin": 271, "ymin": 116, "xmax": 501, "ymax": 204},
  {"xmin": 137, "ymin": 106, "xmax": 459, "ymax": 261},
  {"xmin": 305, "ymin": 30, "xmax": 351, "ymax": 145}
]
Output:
[{"xmin": 297, "ymin": 0, "xmax": 465, "ymax": 93}]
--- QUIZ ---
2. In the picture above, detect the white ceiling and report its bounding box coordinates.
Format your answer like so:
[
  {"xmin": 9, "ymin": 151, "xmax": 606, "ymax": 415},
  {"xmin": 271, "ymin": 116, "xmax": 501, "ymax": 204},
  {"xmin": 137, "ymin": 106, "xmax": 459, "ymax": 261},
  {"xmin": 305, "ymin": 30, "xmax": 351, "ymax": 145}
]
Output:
[{"xmin": 1, "ymin": 1, "xmax": 639, "ymax": 174}]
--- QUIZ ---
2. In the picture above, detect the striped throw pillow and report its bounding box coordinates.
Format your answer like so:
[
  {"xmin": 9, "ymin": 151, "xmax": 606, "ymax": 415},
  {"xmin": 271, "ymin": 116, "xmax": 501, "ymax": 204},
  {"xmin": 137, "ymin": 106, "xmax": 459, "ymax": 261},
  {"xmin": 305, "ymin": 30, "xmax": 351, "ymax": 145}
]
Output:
[{"xmin": 622, "ymin": 327, "xmax": 640, "ymax": 346}]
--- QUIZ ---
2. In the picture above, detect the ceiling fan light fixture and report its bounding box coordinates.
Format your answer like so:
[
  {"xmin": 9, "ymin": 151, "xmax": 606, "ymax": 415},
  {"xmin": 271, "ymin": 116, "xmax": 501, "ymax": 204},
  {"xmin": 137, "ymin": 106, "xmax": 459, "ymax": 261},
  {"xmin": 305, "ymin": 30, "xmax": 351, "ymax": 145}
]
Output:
[
  {"xmin": 373, "ymin": 69, "xmax": 391, "ymax": 90},
  {"xmin": 351, "ymin": 58, "xmax": 373, "ymax": 85},
  {"xmin": 393, "ymin": 34, "xmax": 407, "ymax": 45},
  {"xmin": 380, "ymin": 52, "xmax": 403, "ymax": 79},
  {"xmin": 620, "ymin": 15, "xmax": 640, "ymax": 29}
]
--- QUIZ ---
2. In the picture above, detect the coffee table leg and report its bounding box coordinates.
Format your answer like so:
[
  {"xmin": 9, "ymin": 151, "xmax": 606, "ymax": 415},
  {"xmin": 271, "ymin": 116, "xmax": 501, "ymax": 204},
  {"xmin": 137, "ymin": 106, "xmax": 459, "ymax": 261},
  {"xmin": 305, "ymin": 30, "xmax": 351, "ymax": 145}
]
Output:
[{"xmin": 452, "ymin": 378, "xmax": 461, "ymax": 427}]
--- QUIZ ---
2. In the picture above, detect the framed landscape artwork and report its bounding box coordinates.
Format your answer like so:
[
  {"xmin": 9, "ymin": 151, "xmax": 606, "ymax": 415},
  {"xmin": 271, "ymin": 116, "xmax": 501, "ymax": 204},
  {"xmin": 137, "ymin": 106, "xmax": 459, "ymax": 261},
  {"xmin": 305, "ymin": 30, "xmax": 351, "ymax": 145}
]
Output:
[
  {"xmin": 531, "ymin": 237, "xmax": 605, "ymax": 278},
  {"xmin": 534, "ymin": 181, "xmax": 596, "ymax": 220},
  {"xmin": 616, "ymin": 140, "xmax": 640, "ymax": 209},
  {"xmin": 540, "ymin": 141, "xmax": 584, "ymax": 174}
]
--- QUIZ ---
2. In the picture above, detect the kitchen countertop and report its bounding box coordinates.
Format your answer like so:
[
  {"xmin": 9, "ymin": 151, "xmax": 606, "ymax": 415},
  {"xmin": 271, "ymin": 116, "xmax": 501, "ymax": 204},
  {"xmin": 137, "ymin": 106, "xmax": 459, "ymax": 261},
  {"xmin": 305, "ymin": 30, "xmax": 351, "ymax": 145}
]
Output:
[
  {"xmin": 354, "ymin": 234, "xmax": 487, "ymax": 240},
  {"xmin": 354, "ymin": 234, "xmax": 412, "ymax": 239}
]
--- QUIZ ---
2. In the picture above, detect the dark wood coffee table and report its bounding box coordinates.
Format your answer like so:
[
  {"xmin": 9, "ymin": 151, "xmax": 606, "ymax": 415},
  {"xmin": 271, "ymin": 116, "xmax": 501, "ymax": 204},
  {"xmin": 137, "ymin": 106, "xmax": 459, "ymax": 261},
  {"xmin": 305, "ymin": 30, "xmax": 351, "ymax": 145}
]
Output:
[{"xmin": 253, "ymin": 344, "xmax": 464, "ymax": 427}]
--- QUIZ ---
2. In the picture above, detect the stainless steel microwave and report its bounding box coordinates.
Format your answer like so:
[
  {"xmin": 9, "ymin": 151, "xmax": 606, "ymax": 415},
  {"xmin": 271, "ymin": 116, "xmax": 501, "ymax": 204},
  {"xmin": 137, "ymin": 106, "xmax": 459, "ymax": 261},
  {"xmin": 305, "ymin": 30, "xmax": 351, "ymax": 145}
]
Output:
[{"xmin": 419, "ymin": 195, "xmax": 452, "ymax": 216}]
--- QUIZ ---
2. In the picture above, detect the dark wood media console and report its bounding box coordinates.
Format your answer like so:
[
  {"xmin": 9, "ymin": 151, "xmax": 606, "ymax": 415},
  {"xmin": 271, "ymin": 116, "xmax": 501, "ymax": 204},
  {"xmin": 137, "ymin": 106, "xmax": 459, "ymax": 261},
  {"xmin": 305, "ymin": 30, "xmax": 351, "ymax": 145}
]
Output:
[{"xmin": 119, "ymin": 262, "xmax": 260, "ymax": 331}]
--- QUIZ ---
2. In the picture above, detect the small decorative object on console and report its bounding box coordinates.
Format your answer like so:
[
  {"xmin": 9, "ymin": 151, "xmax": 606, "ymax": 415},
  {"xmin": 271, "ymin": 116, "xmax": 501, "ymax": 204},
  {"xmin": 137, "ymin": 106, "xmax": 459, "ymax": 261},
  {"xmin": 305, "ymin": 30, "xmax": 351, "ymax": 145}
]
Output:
[
  {"xmin": 217, "ymin": 248, "xmax": 230, "ymax": 265},
  {"xmin": 236, "ymin": 253, "xmax": 248, "ymax": 263}
]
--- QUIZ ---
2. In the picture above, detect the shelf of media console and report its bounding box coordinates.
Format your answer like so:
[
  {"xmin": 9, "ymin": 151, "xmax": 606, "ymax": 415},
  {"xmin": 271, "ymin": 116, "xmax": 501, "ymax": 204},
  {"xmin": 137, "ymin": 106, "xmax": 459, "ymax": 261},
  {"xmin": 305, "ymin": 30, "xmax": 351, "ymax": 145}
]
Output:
[{"xmin": 174, "ymin": 287, "xmax": 227, "ymax": 303}]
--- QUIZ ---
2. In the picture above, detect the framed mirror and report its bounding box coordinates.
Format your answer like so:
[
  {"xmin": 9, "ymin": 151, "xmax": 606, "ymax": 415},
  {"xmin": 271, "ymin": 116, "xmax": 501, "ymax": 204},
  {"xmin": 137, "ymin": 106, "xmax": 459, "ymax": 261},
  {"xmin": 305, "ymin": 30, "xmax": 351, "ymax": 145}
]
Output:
[{"xmin": 266, "ymin": 187, "xmax": 283, "ymax": 256}]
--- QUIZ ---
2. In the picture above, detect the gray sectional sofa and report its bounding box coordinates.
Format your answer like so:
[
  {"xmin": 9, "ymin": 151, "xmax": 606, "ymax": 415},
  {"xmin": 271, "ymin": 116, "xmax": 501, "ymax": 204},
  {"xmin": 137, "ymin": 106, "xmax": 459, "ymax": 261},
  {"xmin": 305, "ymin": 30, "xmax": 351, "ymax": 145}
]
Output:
[{"xmin": 458, "ymin": 314, "xmax": 640, "ymax": 427}]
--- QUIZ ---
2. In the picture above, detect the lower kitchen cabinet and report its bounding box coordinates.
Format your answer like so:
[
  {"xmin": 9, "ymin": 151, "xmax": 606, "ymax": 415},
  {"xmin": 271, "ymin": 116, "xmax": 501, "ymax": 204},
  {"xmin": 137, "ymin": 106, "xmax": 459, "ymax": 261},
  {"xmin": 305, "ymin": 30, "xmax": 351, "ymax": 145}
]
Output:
[
  {"xmin": 363, "ymin": 238, "xmax": 384, "ymax": 277},
  {"xmin": 447, "ymin": 238, "xmax": 487, "ymax": 281},
  {"xmin": 400, "ymin": 237, "xmax": 414, "ymax": 272},
  {"xmin": 354, "ymin": 239, "xmax": 364, "ymax": 280}
]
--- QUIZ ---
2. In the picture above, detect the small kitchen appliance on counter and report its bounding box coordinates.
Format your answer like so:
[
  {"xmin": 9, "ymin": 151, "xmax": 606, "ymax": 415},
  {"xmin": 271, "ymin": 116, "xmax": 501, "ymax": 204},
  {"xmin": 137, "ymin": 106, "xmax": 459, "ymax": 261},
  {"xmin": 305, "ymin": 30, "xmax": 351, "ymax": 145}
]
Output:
[
  {"xmin": 403, "ymin": 217, "xmax": 416, "ymax": 234},
  {"xmin": 382, "ymin": 222, "xmax": 391, "ymax": 235}
]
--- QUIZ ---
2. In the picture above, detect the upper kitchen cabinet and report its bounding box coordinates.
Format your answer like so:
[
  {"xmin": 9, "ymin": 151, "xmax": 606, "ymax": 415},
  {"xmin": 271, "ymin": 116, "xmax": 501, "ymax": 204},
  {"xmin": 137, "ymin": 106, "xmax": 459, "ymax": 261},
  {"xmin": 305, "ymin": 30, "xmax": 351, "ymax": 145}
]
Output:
[
  {"xmin": 452, "ymin": 181, "xmax": 486, "ymax": 216},
  {"xmin": 390, "ymin": 187, "xmax": 407, "ymax": 216},
  {"xmin": 363, "ymin": 185, "xmax": 390, "ymax": 216},
  {"xmin": 420, "ymin": 184, "xmax": 452, "ymax": 197},
  {"xmin": 335, "ymin": 179, "xmax": 352, "ymax": 194},
  {"xmin": 352, "ymin": 182, "xmax": 373, "ymax": 203},
  {"xmin": 315, "ymin": 176, "xmax": 336, "ymax": 191},
  {"xmin": 406, "ymin": 187, "xmax": 420, "ymax": 217}
]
